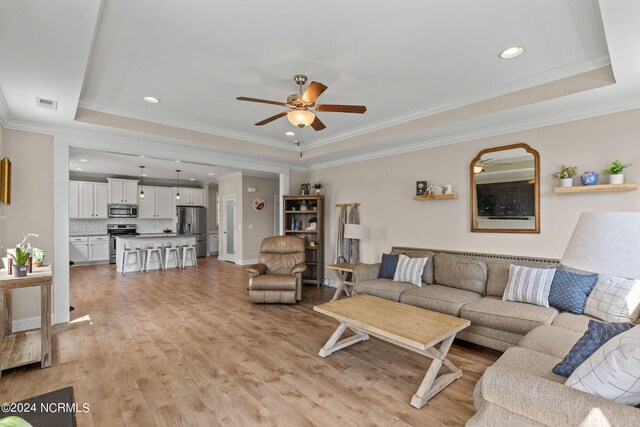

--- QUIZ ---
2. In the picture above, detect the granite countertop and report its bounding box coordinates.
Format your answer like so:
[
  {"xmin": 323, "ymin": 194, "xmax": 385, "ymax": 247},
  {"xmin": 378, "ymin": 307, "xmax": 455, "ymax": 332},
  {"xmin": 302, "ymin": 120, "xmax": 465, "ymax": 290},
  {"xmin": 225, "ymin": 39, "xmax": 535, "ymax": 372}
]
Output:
[
  {"xmin": 116, "ymin": 234, "xmax": 197, "ymax": 239},
  {"xmin": 70, "ymin": 234, "xmax": 108, "ymax": 237}
]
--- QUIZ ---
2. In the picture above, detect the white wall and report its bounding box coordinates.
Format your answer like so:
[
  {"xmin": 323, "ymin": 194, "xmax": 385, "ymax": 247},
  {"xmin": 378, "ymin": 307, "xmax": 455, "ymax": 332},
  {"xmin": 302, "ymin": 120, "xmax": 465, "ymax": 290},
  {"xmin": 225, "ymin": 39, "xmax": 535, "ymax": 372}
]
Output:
[
  {"xmin": 308, "ymin": 108, "xmax": 640, "ymax": 267},
  {"xmin": 0, "ymin": 129, "xmax": 54, "ymax": 322}
]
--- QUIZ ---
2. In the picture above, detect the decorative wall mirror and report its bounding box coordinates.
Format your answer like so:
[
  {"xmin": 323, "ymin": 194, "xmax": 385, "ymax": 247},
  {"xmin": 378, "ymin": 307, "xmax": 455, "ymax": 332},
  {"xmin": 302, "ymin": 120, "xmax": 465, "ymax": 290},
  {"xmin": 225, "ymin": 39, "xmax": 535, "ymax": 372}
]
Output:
[{"xmin": 470, "ymin": 143, "xmax": 540, "ymax": 233}]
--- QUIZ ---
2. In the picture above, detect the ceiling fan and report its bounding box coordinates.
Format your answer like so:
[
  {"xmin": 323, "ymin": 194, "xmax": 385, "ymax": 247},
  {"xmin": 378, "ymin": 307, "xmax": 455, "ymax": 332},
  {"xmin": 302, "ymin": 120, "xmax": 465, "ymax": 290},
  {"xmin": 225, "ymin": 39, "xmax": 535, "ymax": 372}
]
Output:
[{"xmin": 236, "ymin": 74, "xmax": 367, "ymax": 131}]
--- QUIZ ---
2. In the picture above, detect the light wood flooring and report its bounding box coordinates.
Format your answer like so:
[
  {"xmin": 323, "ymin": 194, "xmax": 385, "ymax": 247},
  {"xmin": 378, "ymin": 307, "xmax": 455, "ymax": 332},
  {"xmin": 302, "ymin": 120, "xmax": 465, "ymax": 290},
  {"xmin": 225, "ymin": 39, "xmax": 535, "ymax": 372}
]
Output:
[{"xmin": 0, "ymin": 258, "xmax": 501, "ymax": 426}]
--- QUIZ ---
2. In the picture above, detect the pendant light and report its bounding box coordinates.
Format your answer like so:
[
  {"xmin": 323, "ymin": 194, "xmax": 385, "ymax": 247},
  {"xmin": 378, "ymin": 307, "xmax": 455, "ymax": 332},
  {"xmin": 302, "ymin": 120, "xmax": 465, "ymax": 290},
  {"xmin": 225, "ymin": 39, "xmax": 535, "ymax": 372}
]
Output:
[
  {"xmin": 139, "ymin": 165, "xmax": 146, "ymax": 198},
  {"xmin": 175, "ymin": 169, "xmax": 181, "ymax": 200}
]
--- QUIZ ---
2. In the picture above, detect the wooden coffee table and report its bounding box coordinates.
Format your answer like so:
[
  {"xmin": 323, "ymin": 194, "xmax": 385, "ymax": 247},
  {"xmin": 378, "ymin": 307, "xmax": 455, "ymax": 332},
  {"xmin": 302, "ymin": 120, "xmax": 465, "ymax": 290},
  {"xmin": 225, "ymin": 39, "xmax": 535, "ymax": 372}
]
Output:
[{"xmin": 314, "ymin": 294, "xmax": 470, "ymax": 409}]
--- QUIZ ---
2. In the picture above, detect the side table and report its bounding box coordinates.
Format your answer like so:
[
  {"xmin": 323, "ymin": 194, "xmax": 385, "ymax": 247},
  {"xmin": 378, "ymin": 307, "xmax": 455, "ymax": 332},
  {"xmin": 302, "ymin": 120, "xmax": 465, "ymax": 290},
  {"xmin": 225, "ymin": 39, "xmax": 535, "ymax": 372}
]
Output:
[
  {"xmin": 327, "ymin": 263, "xmax": 357, "ymax": 301},
  {"xmin": 0, "ymin": 266, "xmax": 52, "ymax": 377}
]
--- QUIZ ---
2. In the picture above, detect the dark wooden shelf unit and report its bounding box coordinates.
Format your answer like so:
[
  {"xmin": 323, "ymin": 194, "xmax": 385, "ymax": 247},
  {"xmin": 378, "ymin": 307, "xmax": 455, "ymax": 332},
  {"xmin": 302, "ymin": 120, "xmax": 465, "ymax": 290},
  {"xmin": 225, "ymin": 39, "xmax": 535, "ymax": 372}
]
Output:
[{"xmin": 282, "ymin": 195, "xmax": 324, "ymax": 288}]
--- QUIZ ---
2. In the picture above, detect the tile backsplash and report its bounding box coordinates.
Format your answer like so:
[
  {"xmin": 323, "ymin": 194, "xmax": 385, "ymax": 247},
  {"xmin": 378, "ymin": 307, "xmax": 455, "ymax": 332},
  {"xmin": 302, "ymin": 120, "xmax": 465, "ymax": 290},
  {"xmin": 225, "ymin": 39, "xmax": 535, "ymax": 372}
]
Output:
[{"xmin": 70, "ymin": 218, "xmax": 176, "ymax": 236}]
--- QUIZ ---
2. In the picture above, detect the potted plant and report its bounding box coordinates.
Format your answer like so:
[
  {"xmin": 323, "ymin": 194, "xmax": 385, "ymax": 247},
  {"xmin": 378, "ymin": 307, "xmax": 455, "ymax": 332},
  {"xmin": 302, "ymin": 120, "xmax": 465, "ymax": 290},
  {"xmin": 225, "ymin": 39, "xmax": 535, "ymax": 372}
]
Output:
[
  {"xmin": 8, "ymin": 233, "xmax": 38, "ymax": 277},
  {"xmin": 313, "ymin": 183, "xmax": 322, "ymax": 195},
  {"xmin": 31, "ymin": 248, "xmax": 45, "ymax": 267},
  {"xmin": 552, "ymin": 165, "xmax": 578, "ymax": 187},
  {"xmin": 603, "ymin": 160, "xmax": 631, "ymax": 185}
]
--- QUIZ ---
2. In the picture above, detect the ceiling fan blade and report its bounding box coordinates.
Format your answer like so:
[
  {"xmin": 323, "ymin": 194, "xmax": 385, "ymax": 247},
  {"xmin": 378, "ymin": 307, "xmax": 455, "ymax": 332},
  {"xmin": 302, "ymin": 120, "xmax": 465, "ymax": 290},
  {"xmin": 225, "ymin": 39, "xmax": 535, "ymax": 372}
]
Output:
[
  {"xmin": 301, "ymin": 81, "xmax": 328, "ymax": 103},
  {"xmin": 255, "ymin": 111, "xmax": 288, "ymax": 126},
  {"xmin": 310, "ymin": 115, "xmax": 326, "ymax": 131},
  {"xmin": 237, "ymin": 96, "xmax": 287, "ymax": 107},
  {"xmin": 315, "ymin": 104, "xmax": 367, "ymax": 114}
]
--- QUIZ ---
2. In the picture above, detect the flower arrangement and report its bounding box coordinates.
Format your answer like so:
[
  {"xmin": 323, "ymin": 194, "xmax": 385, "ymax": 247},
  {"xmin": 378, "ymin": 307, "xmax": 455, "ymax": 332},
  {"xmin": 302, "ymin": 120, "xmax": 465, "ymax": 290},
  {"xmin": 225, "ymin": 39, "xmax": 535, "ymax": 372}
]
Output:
[{"xmin": 8, "ymin": 233, "xmax": 39, "ymax": 266}]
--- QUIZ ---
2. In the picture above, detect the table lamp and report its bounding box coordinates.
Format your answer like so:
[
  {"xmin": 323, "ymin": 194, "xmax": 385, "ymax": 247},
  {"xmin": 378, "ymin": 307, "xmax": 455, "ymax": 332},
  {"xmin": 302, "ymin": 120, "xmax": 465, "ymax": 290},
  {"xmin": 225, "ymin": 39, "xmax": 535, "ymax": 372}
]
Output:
[{"xmin": 560, "ymin": 212, "xmax": 640, "ymax": 279}]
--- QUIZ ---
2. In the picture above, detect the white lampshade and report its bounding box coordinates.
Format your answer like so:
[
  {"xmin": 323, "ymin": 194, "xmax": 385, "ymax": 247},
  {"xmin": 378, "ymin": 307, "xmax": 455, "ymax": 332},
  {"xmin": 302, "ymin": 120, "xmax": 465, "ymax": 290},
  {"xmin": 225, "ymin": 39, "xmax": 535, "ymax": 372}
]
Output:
[
  {"xmin": 561, "ymin": 212, "xmax": 640, "ymax": 279},
  {"xmin": 344, "ymin": 224, "xmax": 367, "ymax": 240},
  {"xmin": 287, "ymin": 109, "xmax": 315, "ymax": 128}
]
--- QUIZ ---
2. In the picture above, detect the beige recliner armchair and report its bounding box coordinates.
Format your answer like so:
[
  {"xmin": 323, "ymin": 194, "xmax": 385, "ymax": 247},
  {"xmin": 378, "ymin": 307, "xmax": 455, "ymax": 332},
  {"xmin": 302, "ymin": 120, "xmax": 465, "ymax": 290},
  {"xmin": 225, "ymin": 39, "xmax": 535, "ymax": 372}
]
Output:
[{"xmin": 247, "ymin": 236, "xmax": 306, "ymax": 304}]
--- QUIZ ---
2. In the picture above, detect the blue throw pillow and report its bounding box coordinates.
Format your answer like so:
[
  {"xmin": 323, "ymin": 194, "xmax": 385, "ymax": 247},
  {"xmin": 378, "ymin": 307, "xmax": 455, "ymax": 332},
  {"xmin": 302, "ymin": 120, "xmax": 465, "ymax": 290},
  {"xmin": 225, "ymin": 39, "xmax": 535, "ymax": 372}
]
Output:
[
  {"xmin": 548, "ymin": 269, "xmax": 598, "ymax": 314},
  {"xmin": 378, "ymin": 253, "xmax": 399, "ymax": 279},
  {"xmin": 552, "ymin": 320, "xmax": 635, "ymax": 377}
]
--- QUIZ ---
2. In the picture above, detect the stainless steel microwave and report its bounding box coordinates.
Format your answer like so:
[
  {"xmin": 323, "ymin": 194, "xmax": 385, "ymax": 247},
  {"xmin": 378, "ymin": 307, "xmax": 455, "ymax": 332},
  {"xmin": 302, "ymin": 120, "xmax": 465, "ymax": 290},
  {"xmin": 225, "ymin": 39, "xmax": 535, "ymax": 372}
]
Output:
[{"xmin": 108, "ymin": 204, "xmax": 138, "ymax": 218}]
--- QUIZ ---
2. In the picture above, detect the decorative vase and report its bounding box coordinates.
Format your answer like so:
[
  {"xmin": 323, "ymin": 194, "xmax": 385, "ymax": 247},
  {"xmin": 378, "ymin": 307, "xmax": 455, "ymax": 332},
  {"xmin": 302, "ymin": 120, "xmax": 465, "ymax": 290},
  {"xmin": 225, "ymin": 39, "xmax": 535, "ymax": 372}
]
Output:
[
  {"xmin": 560, "ymin": 178, "xmax": 574, "ymax": 188},
  {"xmin": 33, "ymin": 261, "xmax": 44, "ymax": 268},
  {"xmin": 608, "ymin": 174, "xmax": 624, "ymax": 185},
  {"xmin": 300, "ymin": 201, "xmax": 308, "ymax": 211},
  {"xmin": 13, "ymin": 264, "xmax": 28, "ymax": 278},
  {"xmin": 580, "ymin": 171, "xmax": 599, "ymax": 186}
]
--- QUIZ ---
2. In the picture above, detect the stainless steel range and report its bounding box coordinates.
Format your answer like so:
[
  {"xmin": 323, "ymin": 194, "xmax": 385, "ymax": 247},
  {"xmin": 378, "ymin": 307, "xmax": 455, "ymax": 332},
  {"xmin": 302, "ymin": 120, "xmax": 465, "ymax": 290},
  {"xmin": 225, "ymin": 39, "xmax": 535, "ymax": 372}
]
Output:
[{"xmin": 107, "ymin": 224, "xmax": 138, "ymax": 264}]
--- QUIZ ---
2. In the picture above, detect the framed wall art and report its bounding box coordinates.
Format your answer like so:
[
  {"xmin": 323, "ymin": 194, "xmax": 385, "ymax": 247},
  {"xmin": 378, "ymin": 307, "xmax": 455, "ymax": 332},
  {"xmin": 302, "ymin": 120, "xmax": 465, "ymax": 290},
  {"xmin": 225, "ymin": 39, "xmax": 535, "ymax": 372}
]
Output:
[
  {"xmin": 252, "ymin": 197, "xmax": 265, "ymax": 212},
  {"xmin": 0, "ymin": 157, "xmax": 11, "ymax": 205}
]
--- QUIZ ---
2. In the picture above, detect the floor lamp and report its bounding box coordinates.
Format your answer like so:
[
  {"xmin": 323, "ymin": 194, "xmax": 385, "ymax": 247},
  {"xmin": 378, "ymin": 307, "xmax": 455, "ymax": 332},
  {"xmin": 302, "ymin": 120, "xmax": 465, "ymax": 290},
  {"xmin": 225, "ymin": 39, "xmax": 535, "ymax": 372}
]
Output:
[{"xmin": 344, "ymin": 224, "xmax": 367, "ymax": 264}]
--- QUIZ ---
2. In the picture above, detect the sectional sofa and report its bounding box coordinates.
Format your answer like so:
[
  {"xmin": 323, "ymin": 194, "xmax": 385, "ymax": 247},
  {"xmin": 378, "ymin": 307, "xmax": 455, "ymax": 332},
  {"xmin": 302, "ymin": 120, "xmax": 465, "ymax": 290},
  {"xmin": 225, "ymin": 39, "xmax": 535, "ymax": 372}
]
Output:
[{"xmin": 351, "ymin": 246, "xmax": 639, "ymax": 426}]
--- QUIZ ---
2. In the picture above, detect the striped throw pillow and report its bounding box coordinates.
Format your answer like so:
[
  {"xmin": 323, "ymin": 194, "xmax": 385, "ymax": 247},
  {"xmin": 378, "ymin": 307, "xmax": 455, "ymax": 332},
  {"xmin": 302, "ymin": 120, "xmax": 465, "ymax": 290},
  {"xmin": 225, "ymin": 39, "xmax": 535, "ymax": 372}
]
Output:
[
  {"xmin": 566, "ymin": 325, "xmax": 640, "ymax": 405},
  {"xmin": 393, "ymin": 254, "xmax": 428, "ymax": 287},
  {"xmin": 502, "ymin": 264, "xmax": 557, "ymax": 308},
  {"xmin": 584, "ymin": 274, "xmax": 640, "ymax": 323}
]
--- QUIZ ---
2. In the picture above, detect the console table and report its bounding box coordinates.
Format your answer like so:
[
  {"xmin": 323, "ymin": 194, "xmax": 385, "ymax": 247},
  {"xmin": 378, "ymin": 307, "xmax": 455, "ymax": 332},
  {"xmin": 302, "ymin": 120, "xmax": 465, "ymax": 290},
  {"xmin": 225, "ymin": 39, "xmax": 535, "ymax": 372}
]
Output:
[{"xmin": 0, "ymin": 266, "xmax": 52, "ymax": 377}]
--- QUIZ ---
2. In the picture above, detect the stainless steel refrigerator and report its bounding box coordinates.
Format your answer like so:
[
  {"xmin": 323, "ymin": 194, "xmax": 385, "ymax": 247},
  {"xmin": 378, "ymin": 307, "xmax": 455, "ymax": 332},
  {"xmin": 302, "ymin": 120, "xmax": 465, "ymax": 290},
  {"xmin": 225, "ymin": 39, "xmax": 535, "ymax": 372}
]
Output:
[{"xmin": 176, "ymin": 206, "xmax": 207, "ymax": 257}]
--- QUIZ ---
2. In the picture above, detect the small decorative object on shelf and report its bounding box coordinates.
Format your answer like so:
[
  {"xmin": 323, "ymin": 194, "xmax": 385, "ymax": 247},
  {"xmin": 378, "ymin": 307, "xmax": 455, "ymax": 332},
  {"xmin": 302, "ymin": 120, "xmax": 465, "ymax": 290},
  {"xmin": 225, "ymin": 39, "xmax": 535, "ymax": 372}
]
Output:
[
  {"xmin": 603, "ymin": 159, "xmax": 631, "ymax": 185},
  {"xmin": 552, "ymin": 165, "xmax": 578, "ymax": 188},
  {"xmin": 7, "ymin": 233, "xmax": 39, "ymax": 277},
  {"xmin": 31, "ymin": 247, "xmax": 45, "ymax": 267},
  {"xmin": 299, "ymin": 183, "xmax": 310, "ymax": 195},
  {"xmin": 580, "ymin": 171, "xmax": 599, "ymax": 186},
  {"xmin": 416, "ymin": 181, "xmax": 428, "ymax": 196},
  {"xmin": 313, "ymin": 183, "xmax": 322, "ymax": 195},
  {"xmin": 300, "ymin": 201, "xmax": 308, "ymax": 211},
  {"xmin": 443, "ymin": 184, "xmax": 453, "ymax": 194}
]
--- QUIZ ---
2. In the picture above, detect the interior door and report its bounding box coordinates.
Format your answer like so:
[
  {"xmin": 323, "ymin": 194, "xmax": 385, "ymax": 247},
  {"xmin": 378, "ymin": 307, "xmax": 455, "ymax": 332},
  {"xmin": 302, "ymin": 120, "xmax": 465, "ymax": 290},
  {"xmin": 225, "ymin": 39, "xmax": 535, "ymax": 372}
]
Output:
[{"xmin": 222, "ymin": 195, "xmax": 236, "ymax": 262}]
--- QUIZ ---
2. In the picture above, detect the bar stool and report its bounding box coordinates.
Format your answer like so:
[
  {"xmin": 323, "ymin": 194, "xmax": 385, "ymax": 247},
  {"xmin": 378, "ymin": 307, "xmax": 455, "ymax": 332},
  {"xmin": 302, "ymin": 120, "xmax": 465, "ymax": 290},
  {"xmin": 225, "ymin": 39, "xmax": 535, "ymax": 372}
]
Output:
[
  {"xmin": 145, "ymin": 243, "xmax": 164, "ymax": 272},
  {"xmin": 181, "ymin": 243, "xmax": 198, "ymax": 268},
  {"xmin": 162, "ymin": 242, "xmax": 181, "ymax": 270},
  {"xmin": 121, "ymin": 243, "xmax": 143, "ymax": 275}
]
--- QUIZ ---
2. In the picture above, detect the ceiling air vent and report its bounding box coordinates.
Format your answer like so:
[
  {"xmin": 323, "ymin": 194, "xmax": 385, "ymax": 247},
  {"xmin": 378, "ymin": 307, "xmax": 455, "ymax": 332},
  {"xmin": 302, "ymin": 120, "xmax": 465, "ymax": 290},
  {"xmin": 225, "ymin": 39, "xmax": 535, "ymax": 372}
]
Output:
[{"xmin": 36, "ymin": 97, "xmax": 58, "ymax": 110}]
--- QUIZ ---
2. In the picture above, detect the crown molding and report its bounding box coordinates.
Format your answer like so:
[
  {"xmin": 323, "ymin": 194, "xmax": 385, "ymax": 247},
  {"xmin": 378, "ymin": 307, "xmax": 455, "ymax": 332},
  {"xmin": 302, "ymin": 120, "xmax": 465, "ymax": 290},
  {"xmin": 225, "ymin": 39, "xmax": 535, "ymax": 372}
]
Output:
[
  {"xmin": 307, "ymin": 93, "xmax": 640, "ymax": 171},
  {"xmin": 77, "ymin": 100, "xmax": 298, "ymax": 151},
  {"xmin": 217, "ymin": 171, "xmax": 243, "ymax": 182},
  {"xmin": 0, "ymin": 86, "xmax": 9, "ymax": 127},
  {"xmin": 304, "ymin": 55, "xmax": 612, "ymax": 150},
  {"xmin": 4, "ymin": 119, "xmax": 307, "ymax": 174}
]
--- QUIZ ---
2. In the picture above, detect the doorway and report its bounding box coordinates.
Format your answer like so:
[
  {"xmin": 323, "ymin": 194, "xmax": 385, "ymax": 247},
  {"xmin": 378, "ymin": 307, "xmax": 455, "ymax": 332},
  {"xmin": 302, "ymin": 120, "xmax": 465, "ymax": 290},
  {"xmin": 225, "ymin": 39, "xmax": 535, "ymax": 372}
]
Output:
[{"xmin": 222, "ymin": 194, "xmax": 236, "ymax": 263}]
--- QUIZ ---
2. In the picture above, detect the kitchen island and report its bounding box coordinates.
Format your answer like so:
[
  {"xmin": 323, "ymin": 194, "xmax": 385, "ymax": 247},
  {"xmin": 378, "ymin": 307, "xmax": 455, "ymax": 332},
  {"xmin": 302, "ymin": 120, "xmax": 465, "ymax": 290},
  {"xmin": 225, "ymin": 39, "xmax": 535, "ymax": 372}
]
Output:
[{"xmin": 115, "ymin": 235, "xmax": 197, "ymax": 273}]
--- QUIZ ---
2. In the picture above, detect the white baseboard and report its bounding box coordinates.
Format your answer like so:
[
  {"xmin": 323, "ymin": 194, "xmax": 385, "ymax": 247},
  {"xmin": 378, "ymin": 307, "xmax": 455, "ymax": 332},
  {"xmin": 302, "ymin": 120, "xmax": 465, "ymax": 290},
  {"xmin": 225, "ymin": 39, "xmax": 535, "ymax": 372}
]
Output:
[{"xmin": 237, "ymin": 258, "xmax": 258, "ymax": 266}]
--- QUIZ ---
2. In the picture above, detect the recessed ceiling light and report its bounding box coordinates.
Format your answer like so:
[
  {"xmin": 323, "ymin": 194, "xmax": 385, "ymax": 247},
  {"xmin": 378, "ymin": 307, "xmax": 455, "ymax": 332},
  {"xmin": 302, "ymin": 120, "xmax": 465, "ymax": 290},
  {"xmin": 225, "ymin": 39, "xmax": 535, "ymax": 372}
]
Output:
[
  {"xmin": 79, "ymin": 159, "xmax": 89, "ymax": 163},
  {"xmin": 139, "ymin": 155, "xmax": 146, "ymax": 158},
  {"xmin": 176, "ymin": 160, "xmax": 181, "ymax": 163},
  {"xmin": 142, "ymin": 96, "xmax": 161, "ymax": 104},
  {"xmin": 142, "ymin": 174, "xmax": 147, "ymax": 177},
  {"xmin": 499, "ymin": 46, "xmax": 525, "ymax": 59},
  {"xmin": 189, "ymin": 178, "xmax": 195, "ymax": 181},
  {"xmin": 285, "ymin": 131, "xmax": 296, "ymax": 136},
  {"xmin": 75, "ymin": 168, "xmax": 83, "ymax": 171},
  {"xmin": 208, "ymin": 173, "xmax": 215, "ymax": 176}
]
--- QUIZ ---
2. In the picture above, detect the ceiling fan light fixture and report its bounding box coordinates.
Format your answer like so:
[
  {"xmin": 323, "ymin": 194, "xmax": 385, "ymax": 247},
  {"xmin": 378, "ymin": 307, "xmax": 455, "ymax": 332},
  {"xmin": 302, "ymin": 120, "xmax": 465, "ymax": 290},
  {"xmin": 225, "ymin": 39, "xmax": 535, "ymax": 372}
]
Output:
[{"xmin": 287, "ymin": 109, "xmax": 315, "ymax": 128}]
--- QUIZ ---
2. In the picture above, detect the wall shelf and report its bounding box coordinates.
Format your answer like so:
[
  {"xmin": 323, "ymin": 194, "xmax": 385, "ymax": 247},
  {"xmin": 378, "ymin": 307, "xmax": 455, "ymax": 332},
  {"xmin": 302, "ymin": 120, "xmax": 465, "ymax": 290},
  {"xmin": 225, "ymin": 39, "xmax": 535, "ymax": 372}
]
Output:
[
  {"xmin": 554, "ymin": 183, "xmax": 637, "ymax": 194},
  {"xmin": 414, "ymin": 193, "xmax": 459, "ymax": 201}
]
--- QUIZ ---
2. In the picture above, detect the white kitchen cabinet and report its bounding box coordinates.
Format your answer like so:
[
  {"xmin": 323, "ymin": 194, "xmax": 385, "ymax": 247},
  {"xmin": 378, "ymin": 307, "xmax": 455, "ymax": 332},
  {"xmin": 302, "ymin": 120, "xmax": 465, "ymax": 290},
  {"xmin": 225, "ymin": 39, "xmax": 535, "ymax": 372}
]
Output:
[
  {"xmin": 77, "ymin": 182, "xmax": 108, "ymax": 219},
  {"xmin": 107, "ymin": 178, "xmax": 139, "ymax": 205},
  {"xmin": 139, "ymin": 186, "xmax": 174, "ymax": 219},
  {"xmin": 89, "ymin": 236, "xmax": 109, "ymax": 261},
  {"xmin": 69, "ymin": 237, "xmax": 89, "ymax": 263},
  {"xmin": 176, "ymin": 188, "xmax": 205, "ymax": 206},
  {"xmin": 69, "ymin": 181, "xmax": 79, "ymax": 219}
]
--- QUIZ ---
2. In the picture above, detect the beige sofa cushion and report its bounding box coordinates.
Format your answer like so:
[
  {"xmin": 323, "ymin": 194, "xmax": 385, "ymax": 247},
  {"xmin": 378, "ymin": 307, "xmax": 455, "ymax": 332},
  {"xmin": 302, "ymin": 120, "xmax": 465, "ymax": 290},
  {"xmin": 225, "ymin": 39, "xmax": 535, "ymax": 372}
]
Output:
[
  {"xmin": 353, "ymin": 279, "xmax": 416, "ymax": 302},
  {"xmin": 551, "ymin": 312, "xmax": 598, "ymax": 333},
  {"xmin": 399, "ymin": 285, "xmax": 482, "ymax": 317},
  {"xmin": 492, "ymin": 347, "xmax": 565, "ymax": 383},
  {"xmin": 518, "ymin": 325, "xmax": 583, "ymax": 360},
  {"xmin": 250, "ymin": 274, "xmax": 297, "ymax": 291},
  {"xmin": 391, "ymin": 249, "xmax": 436, "ymax": 284},
  {"xmin": 434, "ymin": 253, "xmax": 487, "ymax": 294},
  {"xmin": 461, "ymin": 296, "xmax": 558, "ymax": 335}
]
